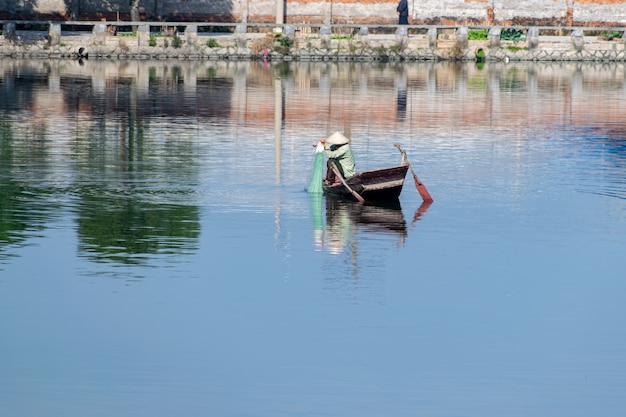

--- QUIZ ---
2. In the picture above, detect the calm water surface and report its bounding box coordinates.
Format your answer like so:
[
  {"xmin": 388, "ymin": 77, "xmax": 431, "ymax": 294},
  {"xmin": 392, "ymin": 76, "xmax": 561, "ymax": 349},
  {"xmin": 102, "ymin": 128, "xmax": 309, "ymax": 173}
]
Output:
[{"xmin": 1, "ymin": 59, "xmax": 625, "ymax": 417}]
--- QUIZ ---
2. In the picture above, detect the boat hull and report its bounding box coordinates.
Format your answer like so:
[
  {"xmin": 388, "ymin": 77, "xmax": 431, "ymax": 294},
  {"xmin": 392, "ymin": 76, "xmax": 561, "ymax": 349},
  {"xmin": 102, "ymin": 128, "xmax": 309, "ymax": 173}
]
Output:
[{"xmin": 323, "ymin": 165, "xmax": 409, "ymax": 201}]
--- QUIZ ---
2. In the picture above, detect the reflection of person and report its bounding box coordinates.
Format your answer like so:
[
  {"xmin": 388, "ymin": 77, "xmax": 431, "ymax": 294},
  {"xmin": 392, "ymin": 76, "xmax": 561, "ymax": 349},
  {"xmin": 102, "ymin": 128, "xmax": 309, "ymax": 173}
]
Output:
[
  {"xmin": 324, "ymin": 200, "xmax": 354, "ymax": 255},
  {"xmin": 312, "ymin": 132, "xmax": 356, "ymax": 184},
  {"xmin": 396, "ymin": 0, "xmax": 409, "ymax": 25}
]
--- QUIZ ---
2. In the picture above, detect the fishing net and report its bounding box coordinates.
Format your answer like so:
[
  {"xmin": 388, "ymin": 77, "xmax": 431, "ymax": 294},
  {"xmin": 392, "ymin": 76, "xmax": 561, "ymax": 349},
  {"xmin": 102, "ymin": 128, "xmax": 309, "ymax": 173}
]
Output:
[
  {"xmin": 307, "ymin": 142, "xmax": 325, "ymax": 194},
  {"xmin": 309, "ymin": 193, "xmax": 324, "ymax": 249}
]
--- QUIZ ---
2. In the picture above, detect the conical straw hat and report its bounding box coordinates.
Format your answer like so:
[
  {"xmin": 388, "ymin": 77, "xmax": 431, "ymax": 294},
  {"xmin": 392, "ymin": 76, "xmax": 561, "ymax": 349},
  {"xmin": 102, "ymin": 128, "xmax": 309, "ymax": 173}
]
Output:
[{"xmin": 326, "ymin": 131, "xmax": 349, "ymax": 145}]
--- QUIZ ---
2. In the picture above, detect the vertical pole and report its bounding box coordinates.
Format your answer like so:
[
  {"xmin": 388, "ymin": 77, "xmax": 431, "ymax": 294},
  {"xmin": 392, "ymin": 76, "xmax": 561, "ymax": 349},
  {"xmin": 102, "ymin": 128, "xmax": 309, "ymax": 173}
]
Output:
[
  {"xmin": 323, "ymin": 0, "xmax": 330, "ymax": 25},
  {"xmin": 330, "ymin": 0, "xmax": 333, "ymax": 24},
  {"xmin": 242, "ymin": 0, "xmax": 249, "ymax": 24},
  {"xmin": 274, "ymin": 78, "xmax": 283, "ymax": 185},
  {"xmin": 48, "ymin": 23, "xmax": 62, "ymax": 46},
  {"xmin": 276, "ymin": 0, "xmax": 284, "ymax": 32}
]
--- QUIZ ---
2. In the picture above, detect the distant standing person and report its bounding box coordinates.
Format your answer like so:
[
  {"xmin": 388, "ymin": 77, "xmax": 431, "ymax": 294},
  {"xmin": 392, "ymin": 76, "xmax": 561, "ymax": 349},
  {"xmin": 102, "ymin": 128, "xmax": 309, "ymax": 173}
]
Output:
[{"xmin": 396, "ymin": 0, "xmax": 409, "ymax": 25}]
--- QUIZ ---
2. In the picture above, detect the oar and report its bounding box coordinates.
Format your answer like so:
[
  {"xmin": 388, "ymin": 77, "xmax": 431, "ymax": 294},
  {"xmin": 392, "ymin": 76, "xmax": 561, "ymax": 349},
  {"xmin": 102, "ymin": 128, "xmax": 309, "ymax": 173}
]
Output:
[
  {"xmin": 393, "ymin": 144, "xmax": 433, "ymax": 203},
  {"xmin": 330, "ymin": 164, "xmax": 365, "ymax": 204}
]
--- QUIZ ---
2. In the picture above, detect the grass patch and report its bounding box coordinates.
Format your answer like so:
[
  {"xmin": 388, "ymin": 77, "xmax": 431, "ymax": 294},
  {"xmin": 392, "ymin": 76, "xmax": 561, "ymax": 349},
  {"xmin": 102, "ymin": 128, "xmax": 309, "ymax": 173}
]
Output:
[
  {"xmin": 506, "ymin": 45, "xmax": 528, "ymax": 52},
  {"xmin": 274, "ymin": 35, "xmax": 292, "ymax": 54},
  {"xmin": 501, "ymin": 29, "xmax": 524, "ymax": 42},
  {"xmin": 277, "ymin": 35, "xmax": 292, "ymax": 48},
  {"xmin": 331, "ymin": 35, "xmax": 353, "ymax": 40},
  {"xmin": 599, "ymin": 31, "xmax": 623, "ymax": 40},
  {"xmin": 206, "ymin": 38, "xmax": 221, "ymax": 48},
  {"xmin": 171, "ymin": 34, "xmax": 183, "ymax": 48},
  {"xmin": 468, "ymin": 29, "xmax": 488, "ymax": 40}
]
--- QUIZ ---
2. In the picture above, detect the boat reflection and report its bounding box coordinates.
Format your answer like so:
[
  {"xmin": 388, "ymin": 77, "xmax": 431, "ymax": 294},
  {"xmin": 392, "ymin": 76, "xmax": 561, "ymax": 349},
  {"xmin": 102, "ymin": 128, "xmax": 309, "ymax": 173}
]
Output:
[{"xmin": 310, "ymin": 194, "xmax": 431, "ymax": 255}]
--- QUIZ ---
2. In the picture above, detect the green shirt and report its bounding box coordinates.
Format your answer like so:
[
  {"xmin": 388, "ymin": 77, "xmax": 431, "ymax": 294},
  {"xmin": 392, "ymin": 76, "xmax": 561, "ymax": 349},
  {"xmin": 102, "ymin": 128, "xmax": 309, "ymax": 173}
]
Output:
[{"xmin": 325, "ymin": 143, "xmax": 356, "ymax": 179}]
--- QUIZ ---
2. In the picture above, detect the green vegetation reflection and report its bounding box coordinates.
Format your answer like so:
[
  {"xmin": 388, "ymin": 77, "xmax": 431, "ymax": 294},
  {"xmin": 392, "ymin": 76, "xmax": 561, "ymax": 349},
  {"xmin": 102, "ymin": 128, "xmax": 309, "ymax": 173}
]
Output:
[{"xmin": 76, "ymin": 194, "xmax": 200, "ymax": 265}]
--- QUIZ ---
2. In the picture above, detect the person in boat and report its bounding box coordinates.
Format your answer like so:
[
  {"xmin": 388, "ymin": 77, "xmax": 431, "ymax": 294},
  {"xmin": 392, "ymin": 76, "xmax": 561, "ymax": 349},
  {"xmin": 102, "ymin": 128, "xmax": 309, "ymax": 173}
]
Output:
[{"xmin": 313, "ymin": 131, "xmax": 356, "ymax": 184}]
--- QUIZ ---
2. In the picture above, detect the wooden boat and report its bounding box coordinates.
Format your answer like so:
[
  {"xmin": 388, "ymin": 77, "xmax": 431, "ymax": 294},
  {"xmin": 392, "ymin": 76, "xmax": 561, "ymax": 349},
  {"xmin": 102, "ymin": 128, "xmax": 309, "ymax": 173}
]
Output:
[
  {"xmin": 321, "ymin": 144, "xmax": 433, "ymax": 203},
  {"xmin": 323, "ymin": 165, "xmax": 409, "ymax": 201}
]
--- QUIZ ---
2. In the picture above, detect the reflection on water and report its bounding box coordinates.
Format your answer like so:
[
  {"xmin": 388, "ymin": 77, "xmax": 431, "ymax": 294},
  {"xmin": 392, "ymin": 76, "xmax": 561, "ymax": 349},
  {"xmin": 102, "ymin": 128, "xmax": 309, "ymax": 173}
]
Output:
[
  {"xmin": 76, "ymin": 193, "xmax": 199, "ymax": 264},
  {"xmin": 1, "ymin": 58, "xmax": 625, "ymax": 269},
  {"xmin": 1, "ymin": 59, "xmax": 626, "ymax": 417},
  {"xmin": 310, "ymin": 195, "xmax": 415, "ymax": 255},
  {"xmin": 1, "ymin": 57, "xmax": 625, "ymax": 269},
  {"xmin": 0, "ymin": 176, "xmax": 53, "ymax": 250}
]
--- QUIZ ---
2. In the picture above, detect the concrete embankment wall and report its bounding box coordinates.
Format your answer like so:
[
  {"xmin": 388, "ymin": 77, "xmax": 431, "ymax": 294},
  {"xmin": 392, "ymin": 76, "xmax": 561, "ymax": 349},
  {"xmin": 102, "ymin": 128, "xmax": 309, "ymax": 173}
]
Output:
[
  {"xmin": 1, "ymin": 0, "xmax": 626, "ymax": 27},
  {"xmin": 2, "ymin": 22, "xmax": 626, "ymax": 62}
]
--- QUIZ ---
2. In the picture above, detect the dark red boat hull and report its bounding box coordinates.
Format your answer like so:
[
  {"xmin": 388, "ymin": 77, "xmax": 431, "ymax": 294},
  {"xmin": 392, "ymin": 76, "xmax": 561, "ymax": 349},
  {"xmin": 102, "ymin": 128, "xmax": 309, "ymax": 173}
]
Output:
[{"xmin": 323, "ymin": 165, "xmax": 409, "ymax": 201}]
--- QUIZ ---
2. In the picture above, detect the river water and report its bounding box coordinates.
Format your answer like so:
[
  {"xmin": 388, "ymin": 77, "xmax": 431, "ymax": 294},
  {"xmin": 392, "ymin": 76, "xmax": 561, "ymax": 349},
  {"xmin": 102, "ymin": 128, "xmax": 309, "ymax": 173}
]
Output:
[{"xmin": 1, "ymin": 59, "xmax": 625, "ymax": 417}]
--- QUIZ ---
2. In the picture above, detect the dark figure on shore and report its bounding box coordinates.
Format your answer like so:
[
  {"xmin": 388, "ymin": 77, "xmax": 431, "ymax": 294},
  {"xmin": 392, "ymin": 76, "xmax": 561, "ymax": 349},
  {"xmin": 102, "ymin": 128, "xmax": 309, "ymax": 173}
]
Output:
[{"xmin": 397, "ymin": 0, "xmax": 409, "ymax": 25}]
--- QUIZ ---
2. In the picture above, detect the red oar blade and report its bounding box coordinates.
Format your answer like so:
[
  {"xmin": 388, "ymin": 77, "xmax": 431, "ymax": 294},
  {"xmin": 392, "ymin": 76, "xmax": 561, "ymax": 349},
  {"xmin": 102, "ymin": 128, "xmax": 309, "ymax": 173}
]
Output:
[{"xmin": 413, "ymin": 175, "xmax": 433, "ymax": 203}]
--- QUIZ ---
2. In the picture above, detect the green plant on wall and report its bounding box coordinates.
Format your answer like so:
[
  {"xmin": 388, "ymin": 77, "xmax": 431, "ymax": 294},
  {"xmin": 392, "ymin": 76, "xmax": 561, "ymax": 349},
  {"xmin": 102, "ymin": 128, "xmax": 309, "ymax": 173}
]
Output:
[
  {"xmin": 468, "ymin": 29, "xmax": 488, "ymax": 40},
  {"xmin": 206, "ymin": 38, "xmax": 221, "ymax": 48},
  {"xmin": 149, "ymin": 34, "xmax": 157, "ymax": 47},
  {"xmin": 599, "ymin": 31, "xmax": 623, "ymax": 40},
  {"xmin": 273, "ymin": 35, "xmax": 292, "ymax": 54},
  {"xmin": 278, "ymin": 36, "xmax": 292, "ymax": 48},
  {"xmin": 501, "ymin": 29, "xmax": 524, "ymax": 41},
  {"xmin": 171, "ymin": 34, "xmax": 183, "ymax": 48}
]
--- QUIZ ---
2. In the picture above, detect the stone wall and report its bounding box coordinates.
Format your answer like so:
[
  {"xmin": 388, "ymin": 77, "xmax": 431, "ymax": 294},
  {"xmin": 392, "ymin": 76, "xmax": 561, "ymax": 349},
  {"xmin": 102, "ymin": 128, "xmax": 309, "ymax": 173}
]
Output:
[{"xmin": 1, "ymin": 0, "xmax": 626, "ymax": 27}]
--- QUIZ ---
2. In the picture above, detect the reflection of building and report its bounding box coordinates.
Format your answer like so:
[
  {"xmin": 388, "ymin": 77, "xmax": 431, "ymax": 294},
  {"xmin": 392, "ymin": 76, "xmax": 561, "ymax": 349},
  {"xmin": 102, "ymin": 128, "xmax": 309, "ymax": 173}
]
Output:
[{"xmin": 3, "ymin": 60, "xmax": 626, "ymax": 145}]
